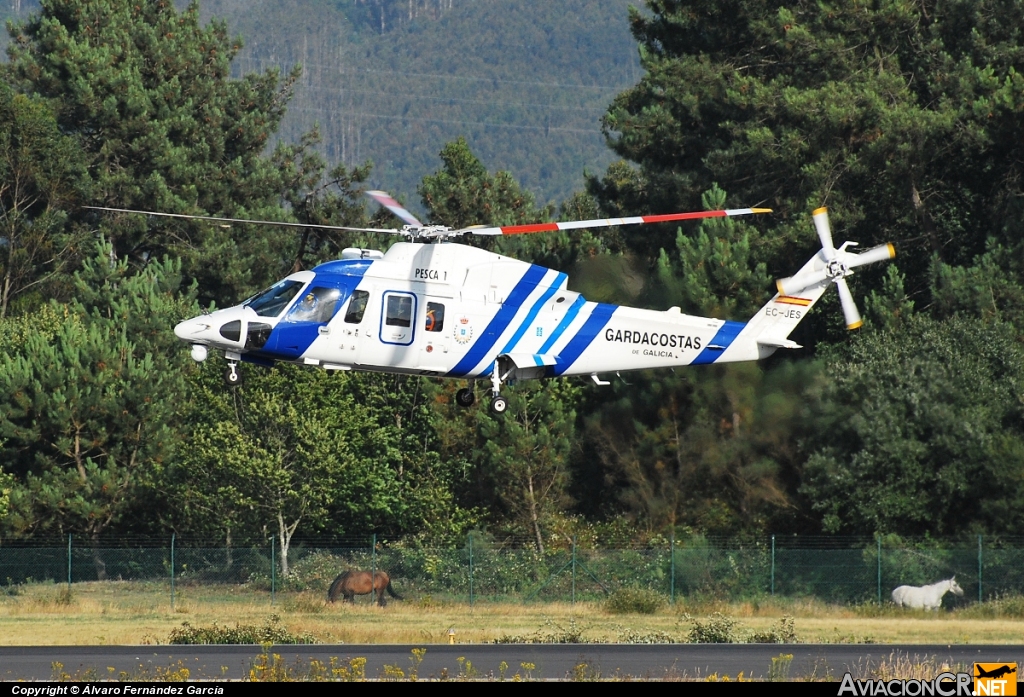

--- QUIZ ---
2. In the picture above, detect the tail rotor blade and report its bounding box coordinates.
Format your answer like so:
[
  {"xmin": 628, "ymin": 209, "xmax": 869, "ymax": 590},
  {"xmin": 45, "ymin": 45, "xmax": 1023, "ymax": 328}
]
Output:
[
  {"xmin": 812, "ymin": 207, "xmax": 836, "ymax": 258},
  {"xmin": 777, "ymin": 268, "xmax": 830, "ymax": 296},
  {"xmin": 847, "ymin": 243, "xmax": 896, "ymax": 269},
  {"xmin": 835, "ymin": 277, "xmax": 863, "ymax": 330},
  {"xmin": 366, "ymin": 190, "xmax": 423, "ymax": 227}
]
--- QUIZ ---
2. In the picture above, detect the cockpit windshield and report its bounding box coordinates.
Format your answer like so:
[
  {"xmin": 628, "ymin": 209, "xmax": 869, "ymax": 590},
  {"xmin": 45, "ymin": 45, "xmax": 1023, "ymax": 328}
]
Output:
[{"xmin": 245, "ymin": 280, "xmax": 303, "ymax": 317}]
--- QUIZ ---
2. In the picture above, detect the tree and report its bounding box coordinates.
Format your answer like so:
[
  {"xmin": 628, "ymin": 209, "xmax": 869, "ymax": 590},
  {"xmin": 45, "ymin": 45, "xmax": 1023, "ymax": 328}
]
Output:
[
  {"xmin": 0, "ymin": 242, "xmax": 197, "ymax": 570},
  {"xmin": 5, "ymin": 0, "xmax": 310, "ymax": 302},
  {"xmin": 595, "ymin": 0, "xmax": 1024, "ymax": 306},
  {"xmin": 800, "ymin": 315, "xmax": 1024, "ymax": 536},
  {"xmin": 581, "ymin": 358, "xmax": 822, "ymax": 535},
  {"xmin": 0, "ymin": 81, "xmax": 87, "ymax": 317},
  {"xmin": 431, "ymin": 379, "xmax": 578, "ymax": 551},
  {"xmin": 272, "ymin": 128, "xmax": 384, "ymax": 272},
  {"xmin": 653, "ymin": 184, "xmax": 772, "ymax": 319},
  {"xmin": 175, "ymin": 364, "xmax": 403, "ymax": 575},
  {"xmin": 420, "ymin": 137, "xmax": 542, "ymax": 230},
  {"xmin": 170, "ymin": 365, "xmax": 480, "ymax": 568}
]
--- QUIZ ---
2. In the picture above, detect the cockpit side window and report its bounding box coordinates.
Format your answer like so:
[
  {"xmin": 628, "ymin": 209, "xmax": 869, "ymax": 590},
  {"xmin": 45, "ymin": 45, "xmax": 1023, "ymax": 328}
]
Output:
[
  {"xmin": 345, "ymin": 290, "xmax": 370, "ymax": 324},
  {"xmin": 245, "ymin": 280, "xmax": 303, "ymax": 318},
  {"xmin": 285, "ymin": 286, "xmax": 346, "ymax": 324}
]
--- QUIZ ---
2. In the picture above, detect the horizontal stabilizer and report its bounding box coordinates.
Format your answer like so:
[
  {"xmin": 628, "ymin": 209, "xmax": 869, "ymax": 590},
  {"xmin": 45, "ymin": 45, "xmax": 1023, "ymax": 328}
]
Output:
[
  {"xmin": 505, "ymin": 353, "xmax": 558, "ymax": 368},
  {"xmin": 757, "ymin": 335, "xmax": 803, "ymax": 350}
]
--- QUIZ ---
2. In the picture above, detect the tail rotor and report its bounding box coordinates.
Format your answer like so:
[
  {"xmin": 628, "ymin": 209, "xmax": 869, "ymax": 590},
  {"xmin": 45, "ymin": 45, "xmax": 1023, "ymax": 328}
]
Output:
[{"xmin": 776, "ymin": 207, "xmax": 895, "ymax": 330}]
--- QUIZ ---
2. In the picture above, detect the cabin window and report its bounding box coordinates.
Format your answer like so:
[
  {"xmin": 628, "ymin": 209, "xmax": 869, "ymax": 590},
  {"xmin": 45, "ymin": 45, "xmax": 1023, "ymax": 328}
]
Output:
[
  {"xmin": 344, "ymin": 290, "xmax": 369, "ymax": 323},
  {"xmin": 386, "ymin": 294, "xmax": 413, "ymax": 328},
  {"xmin": 425, "ymin": 302, "xmax": 445, "ymax": 332}
]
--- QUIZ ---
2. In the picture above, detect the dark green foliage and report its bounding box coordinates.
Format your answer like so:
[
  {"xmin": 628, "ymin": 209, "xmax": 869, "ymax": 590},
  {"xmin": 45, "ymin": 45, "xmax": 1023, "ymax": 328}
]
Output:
[
  {"xmin": 5, "ymin": 0, "xmax": 1024, "ymax": 548},
  {"xmin": 6, "ymin": 0, "xmax": 312, "ymax": 302},
  {"xmin": 654, "ymin": 184, "xmax": 772, "ymax": 319},
  {"xmin": 596, "ymin": 0, "xmax": 1024, "ymax": 317},
  {"xmin": 800, "ymin": 315, "xmax": 1024, "ymax": 535},
  {"xmin": 582, "ymin": 359, "xmax": 825, "ymax": 535},
  {"xmin": 0, "ymin": 242, "xmax": 197, "ymax": 549},
  {"xmin": 0, "ymin": 81, "xmax": 87, "ymax": 316}
]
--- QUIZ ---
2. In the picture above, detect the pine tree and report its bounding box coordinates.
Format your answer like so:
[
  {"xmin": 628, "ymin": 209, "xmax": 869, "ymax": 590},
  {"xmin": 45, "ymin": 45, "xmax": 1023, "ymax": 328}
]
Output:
[
  {"xmin": 6, "ymin": 0, "xmax": 309, "ymax": 301},
  {"xmin": 0, "ymin": 241, "xmax": 197, "ymax": 563}
]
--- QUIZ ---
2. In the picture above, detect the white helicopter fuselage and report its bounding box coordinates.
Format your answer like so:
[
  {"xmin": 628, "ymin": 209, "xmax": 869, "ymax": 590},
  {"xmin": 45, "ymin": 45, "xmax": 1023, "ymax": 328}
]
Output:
[{"xmin": 174, "ymin": 240, "xmax": 842, "ymax": 387}]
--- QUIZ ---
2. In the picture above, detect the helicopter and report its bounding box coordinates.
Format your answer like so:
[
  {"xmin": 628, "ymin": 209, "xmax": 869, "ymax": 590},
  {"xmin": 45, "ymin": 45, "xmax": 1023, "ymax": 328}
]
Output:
[{"xmin": 89, "ymin": 195, "xmax": 895, "ymax": 414}]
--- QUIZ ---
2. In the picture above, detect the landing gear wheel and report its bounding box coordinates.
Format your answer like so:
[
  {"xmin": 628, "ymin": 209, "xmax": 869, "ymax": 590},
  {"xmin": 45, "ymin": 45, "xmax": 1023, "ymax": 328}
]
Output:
[
  {"xmin": 455, "ymin": 388, "xmax": 476, "ymax": 408},
  {"xmin": 224, "ymin": 364, "xmax": 243, "ymax": 387},
  {"xmin": 489, "ymin": 396, "xmax": 507, "ymax": 415}
]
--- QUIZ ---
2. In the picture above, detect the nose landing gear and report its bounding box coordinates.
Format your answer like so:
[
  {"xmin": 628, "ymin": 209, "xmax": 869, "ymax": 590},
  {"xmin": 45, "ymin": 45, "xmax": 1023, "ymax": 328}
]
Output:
[{"xmin": 224, "ymin": 361, "xmax": 243, "ymax": 387}]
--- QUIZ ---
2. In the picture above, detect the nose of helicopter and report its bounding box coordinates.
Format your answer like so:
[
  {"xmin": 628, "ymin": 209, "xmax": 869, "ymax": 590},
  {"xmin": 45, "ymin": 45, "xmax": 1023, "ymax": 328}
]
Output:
[{"xmin": 174, "ymin": 316, "xmax": 211, "ymax": 341}]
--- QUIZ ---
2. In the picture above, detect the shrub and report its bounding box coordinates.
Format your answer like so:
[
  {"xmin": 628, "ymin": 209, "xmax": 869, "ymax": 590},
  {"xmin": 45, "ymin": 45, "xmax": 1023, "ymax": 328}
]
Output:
[
  {"xmin": 604, "ymin": 586, "xmax": 666, "ymax": 615},
  {"xmin": 685, "ymin": 613, "xmax": 738, "ymax": 643},
  {"xmin": 168, "ymin": 614, "xmax": 315, "ymax": 644},
  {"xmin": 748, "ymin": 617, "xmax": 797, "ymax": 643}
]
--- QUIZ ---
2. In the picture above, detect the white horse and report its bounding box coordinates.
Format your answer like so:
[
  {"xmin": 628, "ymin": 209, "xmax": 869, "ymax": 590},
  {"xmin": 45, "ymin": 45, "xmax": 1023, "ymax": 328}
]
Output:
[{"xmin": 891, "ymin": 577, "xmax": 964, "ymax": 610}]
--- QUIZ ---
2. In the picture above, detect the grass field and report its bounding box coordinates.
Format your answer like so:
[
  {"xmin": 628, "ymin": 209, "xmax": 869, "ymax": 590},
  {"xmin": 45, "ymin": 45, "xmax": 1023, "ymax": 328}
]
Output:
[{"xmin": 2, "ymin": 581, "xmax": 1023, "ymax": 646}]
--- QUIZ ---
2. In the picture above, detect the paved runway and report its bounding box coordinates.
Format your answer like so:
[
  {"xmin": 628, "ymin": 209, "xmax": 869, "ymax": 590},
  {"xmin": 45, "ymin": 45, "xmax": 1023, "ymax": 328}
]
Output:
[{"xmin": 1, "ymin": 644, "xmax": 1022, "ymax": 680}]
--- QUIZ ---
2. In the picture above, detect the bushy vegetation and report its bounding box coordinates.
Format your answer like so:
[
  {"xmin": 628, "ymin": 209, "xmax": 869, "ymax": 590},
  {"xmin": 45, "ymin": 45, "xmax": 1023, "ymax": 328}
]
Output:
[
  {"xmin": 604, "ymin": 586, "xmax": 666, "ymax": 615},
  {"xmin": 684, "ymin": 613, "xmax": 739, "ymax": 644},
  {"xmin": 168, "ymin": 615, "xmax": 316, "ymax": 644},
  {"xmin": 748, "ymin": 617, "xmax": 797, "ymax": 644}
]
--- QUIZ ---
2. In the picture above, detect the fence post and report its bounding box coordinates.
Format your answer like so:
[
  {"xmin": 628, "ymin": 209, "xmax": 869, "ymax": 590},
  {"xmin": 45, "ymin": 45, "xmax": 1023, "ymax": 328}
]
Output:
[
  {"xmin": 468, "ymin": 533, "xmax": 474, "ymax": 608},
  {"xmin": 170, "ymin": 533, "xmax": 175, "ymax": 611},
  {"xmin": 877, "ymin": 536, "xmax": 882, "ymax": 605},
  {"xmin": 771, "ymin": 535, "xmax": 775, "ymax": 597},
  {"xmin": 978, "ymin": 534, "xmax": 983, "ymax": 603},
  {"xmin": 571, "ymin": 536, "xmax": 576, "ymax": 606},
  {"xmin": 270, "ymin": 537, "xmax": 276, "ymax": 606},
  {"xmin": 371, "ymin": 533, "xmax": 376, "ymax": 606},
  {"xmin": 67, "ymin": 534, "xmax": 72, "ymax": 592},
  {"xmin": 669, "ymin": 532, "xmax": 675, "ymax": 605}
]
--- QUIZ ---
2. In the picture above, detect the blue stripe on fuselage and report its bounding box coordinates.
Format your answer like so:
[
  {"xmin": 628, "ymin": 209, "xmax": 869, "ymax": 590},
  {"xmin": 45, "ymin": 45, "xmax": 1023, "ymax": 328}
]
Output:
[
  {"xmin": 448, "ymin": 264, "xmax": 549, "ymax": 377},
  {"xmin": 260, "ymin": 261, "xmax": 372, "ymax": 360},
  {"xmin": 500, "ymin": 272, "xmax": 565, "ymax": 355},
  {"xmin": 538, "ymin": 294, "xmax": 586, "ymax": 356},
  {"xmin": 478, "ymin": 271, "xmax": 566, "ymax": 376},
  {"xmin": 690, "ymin": 320, "xmax": 746, "ymax": 365},
  {"xmin": 551, "ymin": 303, "xmax": 617, "ymax": 376}
]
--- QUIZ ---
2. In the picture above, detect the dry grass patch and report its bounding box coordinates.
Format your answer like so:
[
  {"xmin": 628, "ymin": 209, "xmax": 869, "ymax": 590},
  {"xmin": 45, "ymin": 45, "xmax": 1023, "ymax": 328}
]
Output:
[{"xmin": 1, "ymin": 582, "xmax": 1022, "ymax": 645}]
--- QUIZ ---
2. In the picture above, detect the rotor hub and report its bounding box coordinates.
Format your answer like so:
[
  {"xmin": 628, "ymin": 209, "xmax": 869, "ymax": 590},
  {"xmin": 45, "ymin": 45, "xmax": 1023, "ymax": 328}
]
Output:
[{"xmin": 825, "ymin": 257, "xmax": 848, "ymax": 280}]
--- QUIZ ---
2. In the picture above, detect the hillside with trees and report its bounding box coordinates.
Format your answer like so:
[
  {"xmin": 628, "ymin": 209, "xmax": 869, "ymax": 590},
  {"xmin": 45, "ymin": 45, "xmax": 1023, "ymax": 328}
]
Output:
[{"xmin": 2, "ymin": 0, "xmax": 1024, "ymax": 556}]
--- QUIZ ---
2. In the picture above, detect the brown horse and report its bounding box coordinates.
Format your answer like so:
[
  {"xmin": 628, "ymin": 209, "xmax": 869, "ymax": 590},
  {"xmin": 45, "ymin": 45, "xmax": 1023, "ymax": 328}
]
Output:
[{"xmin": 327, "ymin": 570, "xmax": 403, "ymax": 606}]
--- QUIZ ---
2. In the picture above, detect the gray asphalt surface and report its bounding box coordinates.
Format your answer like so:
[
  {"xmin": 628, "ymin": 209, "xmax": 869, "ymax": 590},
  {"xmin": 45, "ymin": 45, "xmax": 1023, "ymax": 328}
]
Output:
[{"xmin": 0, "ymin": 644, "xmax": 1021, "ymax": 681}]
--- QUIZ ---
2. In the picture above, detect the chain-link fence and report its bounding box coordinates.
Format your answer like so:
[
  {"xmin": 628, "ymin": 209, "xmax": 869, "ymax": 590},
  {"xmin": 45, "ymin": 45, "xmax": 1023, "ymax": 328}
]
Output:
[{"xmin": 0, "ymin": 534, "xmax": 1018, "ymax": 607}]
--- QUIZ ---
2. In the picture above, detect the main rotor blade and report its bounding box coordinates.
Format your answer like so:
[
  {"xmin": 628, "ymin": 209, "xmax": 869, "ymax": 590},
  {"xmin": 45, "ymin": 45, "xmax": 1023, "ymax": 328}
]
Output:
[
  {"xmin": 846, "ymin": 242, "xmax": 896, "ymax": 269},
  {"xmin": 457, "ymin": 208, "xmax": 772, "ymax": 236},
  {"xmin": 835, "ymin": 277, "xmax": 863, "ymax": 330},
  {"xmin": 85, "ymin": 206, "xmax": 404, "ymax": 235},
  {"xmin": 365, "ymin": 190, "xmax": 423, "ymax": 227},
  {"xmin": 812, "ymin": 207, "xmax": 836, "ymax": 258}
]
